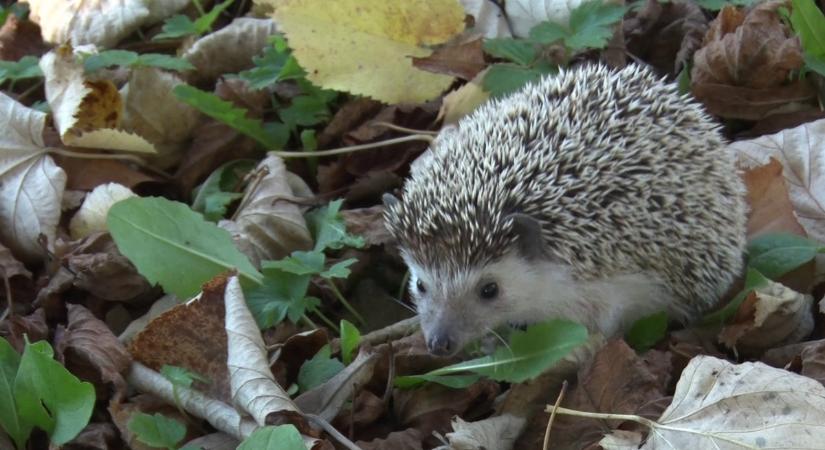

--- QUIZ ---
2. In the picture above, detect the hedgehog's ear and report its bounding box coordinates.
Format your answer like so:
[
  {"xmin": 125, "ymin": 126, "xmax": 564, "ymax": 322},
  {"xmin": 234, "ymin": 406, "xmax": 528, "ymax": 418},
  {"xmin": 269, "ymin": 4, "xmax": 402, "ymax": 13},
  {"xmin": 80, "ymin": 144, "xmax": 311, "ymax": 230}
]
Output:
[
  {"xmin": 507, "ymin": 213, "xmax": 545, "ymax": 260},
  {"xmin": 382, "ymin": 193, "xmax": 400, "ymax": 209}
]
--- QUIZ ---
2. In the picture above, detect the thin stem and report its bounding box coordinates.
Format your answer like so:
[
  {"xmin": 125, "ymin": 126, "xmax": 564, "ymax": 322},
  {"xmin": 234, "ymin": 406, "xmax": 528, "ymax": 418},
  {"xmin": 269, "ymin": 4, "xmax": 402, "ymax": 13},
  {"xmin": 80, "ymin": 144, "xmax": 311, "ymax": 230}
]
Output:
[
  {"xmin": 301, "ymin": 314, "xmax": 319, "ymax": 329},
  {"xmin": 397, "ymin": 270, "xmax": 410, "ymax": 302},
  {"xmin": 47, "ymin": 148, "xmax": 172, "ymax": 180},
  {"xmin": 1, "ymin": 276, "xmax": 12, "ymax": 322},
  {"xmin": 304, "ymin": 413, "xmax": 364, "ymax": 450},
  {"xmin": 546, "ymin": 406, "xmax": 656, "ymax": 428},
  {"xmin": 311, "ymin": 308, "xmax": 339, "ymax": 333},
  {"xmin": 543, "ymin": 380, "xmax": 568, "ymax": 450},
  {"xmin": 268, "ymin": 134, "xmax": 433, "ymax": 159},
  {"xmin": 327, "ymin": 280, "xmax": 366, "ymax": 326},
  {"xmin": 371, "ymin": 121, "xmax": 438, "ymax": 136}
]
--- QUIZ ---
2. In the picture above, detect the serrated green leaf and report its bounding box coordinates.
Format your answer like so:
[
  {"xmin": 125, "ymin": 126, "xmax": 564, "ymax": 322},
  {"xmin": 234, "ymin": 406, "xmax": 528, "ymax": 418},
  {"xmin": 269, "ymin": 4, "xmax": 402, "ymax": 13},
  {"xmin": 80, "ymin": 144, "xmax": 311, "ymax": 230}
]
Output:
[
  {"xmin": 237, "ymin": 424, "xmax": 306, "ymax": 450},
  {"xmin": 107, "ymin": 197, "xmax": 262, "ymax": 300},
  {"xmin": 305, "ymin": 200, "xmax": 365, "ymax": 251},
  {"xmin": 128, "ymin": 412, "xmax": 186, "ymax": 449},
  {"xmin": 192, "ymin": 0, "xmax": 234, "ymax": 33},
  {"xmin": 279, "ymin": 95, "xmax": 333, "ymax": 131},
  {"xmin": 0, "ymin": 56, "xmax": 43, "ymax": 85},
  {"xmin": 791, "ymin": 0, "xmax": 825, "ymax": 56},
  {"xmin": 245, "ymin": 267, "xmax": 317, "ymax": 327},
  {"xmin": 320, "ymin": 258, "xmax": 357, "ymax": 279},
  {"xmin": 702, "ymin": 268, "xmax": 772, "ymax": 325},
  {"xmin": 747, "ymin": 233, "xmax": 825, "ymax": 279},
  {"xmin": 340, "ymin": 319, "xmax": 361, "ymax": 365},
  {"xmin": 83, "ymin": 50, "xmax": 194, "ymax": 73},
  {"xmin": 528, "ymin": 22, "xmax": 569, "ymax": 45},
  {"xmin": 174, "ymin": 84, "xmax": 287, "ymax": 149},
  {"xmin": 154, "ymin": 15, "xmax": 198, "ymax": 40},
  {"xmin": 265, "ymin": 251, "xmax": 326, "ymax": 275},
  {"xmin": 238, "ymin": 40, "xmax": 301, "ymax": 90},
  {"xmin": 161, "ymin": 365, "xmax": 209, "ymax": 389},
  {"xmin": 297, "ymin": 345, "xmax": 344, "ymax": 392},
  {"xmin": 14, "ymin": 341, "xmax": 95, "ymax": 445},
  {"xmin": 565, "ymin": 0, "xmax": 628, "ymax": 50},
  {"xmin": 192, "ymin": 159, "xmax": 256, "ymax": 221},
  {"xmin": 625, "ymin": 311, "xmax": 668, "ymax": 352},
  {"xmin": 137, "ymin": 53, "xmax": 195, "ymax": 72},
  {"xmin": 482, "ymin": 63, "xmax": 555, "ymax": 97},
  {"xmin": 483, "ymin": 38, "xmax": 537, "ymax": 65},
  {"xmin": 0, "ymin": 338, "xmax": 28, "ymax": 450}
]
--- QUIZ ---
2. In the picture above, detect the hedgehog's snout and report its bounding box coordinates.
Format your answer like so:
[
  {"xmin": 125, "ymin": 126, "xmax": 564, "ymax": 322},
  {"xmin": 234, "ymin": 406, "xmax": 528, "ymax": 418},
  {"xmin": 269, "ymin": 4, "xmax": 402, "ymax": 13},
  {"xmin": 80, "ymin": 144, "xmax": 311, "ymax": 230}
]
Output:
[{"xmin": 426, "ymin": 331, "xmax": 455, "ymax": 356}]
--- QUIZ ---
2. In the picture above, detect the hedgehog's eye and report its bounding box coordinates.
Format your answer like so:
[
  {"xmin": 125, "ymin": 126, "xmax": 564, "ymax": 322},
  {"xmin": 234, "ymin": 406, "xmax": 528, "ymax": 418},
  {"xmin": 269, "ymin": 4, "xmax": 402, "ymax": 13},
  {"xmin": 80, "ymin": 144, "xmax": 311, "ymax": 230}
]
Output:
[
  {"xmin": 416, "ymin": 279, "xmax": 426, "ymax": 294},
  {"xmin": 479, "ymin": 282, "xmax": 498, "ymax": 300}
]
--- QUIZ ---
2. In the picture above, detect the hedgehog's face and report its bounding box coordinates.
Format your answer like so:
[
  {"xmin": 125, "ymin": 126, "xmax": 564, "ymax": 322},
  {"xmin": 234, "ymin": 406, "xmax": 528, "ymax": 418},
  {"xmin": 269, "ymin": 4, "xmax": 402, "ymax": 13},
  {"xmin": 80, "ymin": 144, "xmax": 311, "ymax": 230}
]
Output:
[{"xmin": 405, "ymin": 251, "xmax": 544, "ymax": 356}]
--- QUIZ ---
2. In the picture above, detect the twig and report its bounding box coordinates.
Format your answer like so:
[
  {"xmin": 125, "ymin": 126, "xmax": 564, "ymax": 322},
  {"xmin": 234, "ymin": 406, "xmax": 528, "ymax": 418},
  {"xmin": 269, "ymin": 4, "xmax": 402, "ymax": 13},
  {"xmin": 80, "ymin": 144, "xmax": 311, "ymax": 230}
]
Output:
[
  {"xmin": 371, "ymin": 121, "xmax": 439, "ymax": 136},
  {"xmin": 542, "ymin": 380, "xmax": 568, "ymax": 450},
  {"xmin": 268, "ymin": 134, "xmax": 433, "ymax": 159}
]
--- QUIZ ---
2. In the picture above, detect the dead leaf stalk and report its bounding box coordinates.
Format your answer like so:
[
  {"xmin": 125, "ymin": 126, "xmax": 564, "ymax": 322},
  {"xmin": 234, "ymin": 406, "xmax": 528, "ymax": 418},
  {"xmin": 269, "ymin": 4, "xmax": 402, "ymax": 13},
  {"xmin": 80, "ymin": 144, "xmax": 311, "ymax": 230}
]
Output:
[
  {"xmin": 543, "ymin": 380, "xmax": 568, "ymax": 450},
  {"xmin": 371, "ymin": 121, "xmax": 439, "ymax": 136},
  {"xmin": 268, "ymin": 134, "xmax": 434, "ymax": 159}
]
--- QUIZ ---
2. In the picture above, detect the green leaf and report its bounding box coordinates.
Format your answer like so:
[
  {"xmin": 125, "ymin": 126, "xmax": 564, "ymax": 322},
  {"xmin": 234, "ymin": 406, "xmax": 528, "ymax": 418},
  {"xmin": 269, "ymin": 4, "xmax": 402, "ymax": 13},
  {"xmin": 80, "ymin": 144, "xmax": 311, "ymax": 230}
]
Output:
[
  {"xmin": 279, "ymin": 95, "xmax": 333, "ymax": 131},
  {"xmin": 300, "ymin": 129, "xmax": 317, "ymax": 151},
  {"xmin": 107, "ymin": 197, "xmax": 262, "ymax": 300},
  {"xmin": 747, "ymin": 233, "xmax": 825, "ymax": 279},
  {"xmin": 701, "ymin": 268, "xmax": 772, "ymax": 325},
  {"xmin": 694, "ymin": 0, "xmax": 757, "ymax": 10},
  {"xmin": 625, "ymin": 311, "xmax": 668, "ymax": 352},
  {"xmin": 565, "ymin": 0, "xmax": 628, "ymax": 50},
  {"xmin": 804, "ymin": 51, "xmax": 825, "ymax": 77},
  {"xmin": 137, "ymin": 54, "xmax": 195, "ymax": 72},
  {"xmin": 14, "ymin": 341, "xmax": 95, "ymax": 445},
  {"xmin": 154, "ymin": 15, "xmax": 197, "ymax": 40},
  {"xmin": 191, "ymin": 160, "xmax": 256, "ymax": 221},
  {"xmin": 527, "ymin": 22, "xmax": 570, "ymax": 45},
  {"xmin": 128, "ymin": 413, "xmax": 186, "ymax": 449},
  {"xmin": 394, "ymin": 373, "xmax": 480, "ymax": 389},
  {"xmin": 238, "ymin": 37, "xmax": 303, "ymax": 90},
  {"xmin": 790, "ymin": 0, "xmax": 825, "ymax": 57},
  {"xmin": 297, "ymin": 345, "xmax": 344, "ymax": 392},
  {"xmin": 320, "ymin": 258, "xmax": 357, "ymax": 279},
  {"xmin": 237, "ymin": 424, "xmax": 306, "ymax": 450},
  {"xmin": 0, "ymin": 56, "xmax": 43, "ymax": 85},
  {"xmin": 265, "ymin": 251, "xmax": 326, "ymax": 275},
  {"xmin": 482, "ymin": 63, "xmax": 556, "ymax": 97},
  {"xmin": 245, "ymin": 267, "xmax": 317, "ymax": 327},
  {"xmin": 192, "ymin": 0, "xmax": 235, "ymax": 34},
  {"xmin": 83, "ymin": 50, "xmax": 194, "ymax": 73},
  {"xmin": 0, "ymin": 338, "xmax": 28, "ymax": 450},
  {"xmin": 305, "ymin": 200, "xmax": 365, "ymax": 251},
  {"xmin": 483, "ymin": 38, "xmax": 537, "ymax": 65},
  {"xmin": 400, "ymin": 320, "xmax": 588, "ymax": 386},
  {"xmin": 174, "ymin": 85, "xmax": 287, "ymax": 149},
  {"xmin": 339, "ymin": 319, "xmax": 361, "ymax": 365},
  {"xmin": 161, "ymin": 365, "xmax": 208, "ymax": 389}
]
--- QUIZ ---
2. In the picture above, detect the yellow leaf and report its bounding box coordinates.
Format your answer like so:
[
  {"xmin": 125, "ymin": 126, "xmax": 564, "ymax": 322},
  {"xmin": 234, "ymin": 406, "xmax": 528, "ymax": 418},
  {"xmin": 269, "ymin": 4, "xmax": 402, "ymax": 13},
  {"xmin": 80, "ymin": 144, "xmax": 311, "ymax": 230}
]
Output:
[{"xmin": 267, "ymin": 0, "xmax": 465, "ymax": 104}]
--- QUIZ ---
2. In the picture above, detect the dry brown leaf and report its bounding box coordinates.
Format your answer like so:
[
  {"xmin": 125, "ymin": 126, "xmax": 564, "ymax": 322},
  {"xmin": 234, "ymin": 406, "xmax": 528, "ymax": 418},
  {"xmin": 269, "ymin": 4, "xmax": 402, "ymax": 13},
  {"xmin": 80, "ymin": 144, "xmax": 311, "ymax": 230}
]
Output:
[
  {"xmin": 341, "ymin": 206, "xmax": 394, "ymax": 247},
  {"xmin": 357, "ymin": 429, "xmax": 424, "ymax": 450},
  {"xmin": 183, "ymin": 17, "xmax": 279, "ymax": 83},
  {"xmin": 0, "ymin": 309, "xmax": 47, "ymax": 353},
  {"xmin": 743, "ymin": 158, "xmax": 806, "ymax": 238},
  {"xmin": 129, "ymin": 276, "xmax": 231, "ymax": 403},
  {"xmin": 65, "ymin": 232, "xmax": 152, "ymax": 303},
  {"xmin": 56, "ymin": 303, "xmax": 132, "ymax": 392},
  {"xmin": 0, "ymin": 241, "xmax": 31, "ymax": 281},
  {"xmin": 412, "ymin": 36, "xmax": 487, "ymax": 81},
  {"xmin": 66, "ymin": 422, "xmax": 120, "ymax": 449},
  {"xmin": 174, "ymin": 122, "xmax": 260, "ymax": 194},
  {"xmin": 690, "ymin": 82, "xmax": 816, "ymax": 121},
  {"xmin": 294, "ymin": 348, "xmax": 379, "ymax": 421},
  {"xmin": 718, "ymin": 278, "xmax": 813, "ymax": 356},
  {"xmin": 435, "ymin": 415, "xmax": 526, "ymax": 450},
  {"xmin": 55, "ymin": 155, "xmax": 158, "ymax": 191},
  {"xmin": 763, "ymin": 339, "xmax": 825, "ymax": 388},
  {"xmin": 394, "ymin": 379, "xmax": 500, "ymax": 435},
  {"xmin": 624, "ymin": 0, "xmax": 707, "ymax": 74},
  {"xmin": 219, "ymin": 155, "xmax": 313, "ymax": 267},
  {"xmin": 731, "ymin": 118, "xmax": 825, "ymax": 243},
  {"xmin": 69, "ymin": 183, "xmax": 137, "ymax": 240},
  {"xmin": 0, "ymin": 15, "xmax": 49, "ymax": 62}
]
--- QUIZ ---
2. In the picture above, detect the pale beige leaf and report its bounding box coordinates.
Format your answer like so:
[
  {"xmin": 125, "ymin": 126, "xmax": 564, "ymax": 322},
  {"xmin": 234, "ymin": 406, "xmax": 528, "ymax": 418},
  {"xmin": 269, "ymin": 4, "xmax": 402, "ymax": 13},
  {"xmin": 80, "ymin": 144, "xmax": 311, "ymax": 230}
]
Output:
[
  {"xmin": 144, "ymin": 0, "xmax": 189, "ymax": 23},
  {"xmin": 28, "ymin": 0, "xmax": 159, "ymax": 48},
  {"xmin": 70, "ymin": 128, "xmax": 157, "ymax": 154},
  {"xmin": 183, "ymin": 18, "xmax": 279, "ymax": 83},
  {"xmin": 601, "ymin": 356, "xmax": 825, "ymax": 449},
  {"xmin": 0, "ymin": 93, "xmax": 66, "ymax": 263},
  {"xmin": 40, "ymin": 47, "xmax": 94, "ymax": 139},
  {"xmin": 719, "ymin": 278, "xmax": 814, "ymax": 356},
  {"xmin": 732, "ymin": 118, "xmax": 825, "ymax": 243},
  {"xmin": 438, "ymin": 77, "xmax": 490, "ymax": 125},
  {"xmin": 220, "ymin": 155, "xmax": 312, "ymax": 267},
  {"xmin": 459, "ymin": 0, "xmax": 512, "ymax": 38},
  {"xmin": 294, "ymin": 349, "xmax": 379, "ymax": 421},
  {"xmin": 434, "ymin": 415, "xmax": 526, "ymax": 450},
  {"xmin": 505, "ymin": 0, "xmax": 586, "ymax": 37},
  {"xmin": 224, "ymin": 277, "xmax": 306, "ymax": 428},
  {"xmin": 120, "ymin": 68, "xmax": 200, "ymax": 167},
  {"xmin": 69, "ymin": 183, "xmax": 136, "ymax": 239}
]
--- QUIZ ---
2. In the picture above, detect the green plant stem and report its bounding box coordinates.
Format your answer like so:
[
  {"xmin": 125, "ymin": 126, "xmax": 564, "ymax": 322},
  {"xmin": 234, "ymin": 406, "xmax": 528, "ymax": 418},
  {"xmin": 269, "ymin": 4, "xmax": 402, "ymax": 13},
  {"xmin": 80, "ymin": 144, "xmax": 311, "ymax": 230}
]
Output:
[
  {"xmin": 301, "ymin": 314, "xmax": 319, "ymax": 329},
  {"xmin": 327, "ymin": 280, "xmax": 366, "ymax": 326},
  {"xmin": 311, "ymin": 308, "xmax": 339, "ymax": 332}
]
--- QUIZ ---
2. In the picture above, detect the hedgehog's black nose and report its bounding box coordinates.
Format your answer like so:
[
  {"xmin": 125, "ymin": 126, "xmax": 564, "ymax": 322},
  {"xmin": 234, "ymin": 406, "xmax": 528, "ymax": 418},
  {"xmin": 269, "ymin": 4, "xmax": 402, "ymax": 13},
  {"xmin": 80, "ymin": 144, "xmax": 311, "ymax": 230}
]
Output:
[{"xmin": 427, "ymin": 333, "xmax": 454, "ymax": 356}]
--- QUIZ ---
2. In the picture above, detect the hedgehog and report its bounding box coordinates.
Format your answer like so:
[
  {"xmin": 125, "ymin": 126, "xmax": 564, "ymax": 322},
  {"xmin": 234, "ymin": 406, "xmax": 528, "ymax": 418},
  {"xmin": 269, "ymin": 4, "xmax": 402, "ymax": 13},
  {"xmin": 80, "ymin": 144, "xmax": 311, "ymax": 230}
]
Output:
[{"xmin": 383, "ymin": 64, "xmax": 747, "ymax": 356}]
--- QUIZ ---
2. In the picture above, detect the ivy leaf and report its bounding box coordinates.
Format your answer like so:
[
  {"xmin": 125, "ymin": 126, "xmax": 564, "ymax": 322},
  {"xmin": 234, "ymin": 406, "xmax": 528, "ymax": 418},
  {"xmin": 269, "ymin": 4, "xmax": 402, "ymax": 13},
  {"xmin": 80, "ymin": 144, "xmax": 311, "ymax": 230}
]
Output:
[
  {"xmin": 747, "ymin": 233, "xmax": 825, "ymax": 279},
  {"xmin": 565, "ymin": 0, "xmax": 628, "ymax": 50},
  {"xmin": 625, "ymin": 311, "xmax": 668, "ymax": 352},
  {"xmin": 245, "ymin": 267, "xmax": 318, "ymax": 327},
  {"xmin": 482, "ymin": 38, "xmax": 537, "ymax": 65},
  {"xmin": 297, "ymin": 345, "xmax": 344, "ymax": 392},
  {"xmin": 305, "ymin": 199, "xmax": 365, "ymax": 251},
  {"xmin": 128, "ymin": 413, "xmax": 186, "ymax": 449}
]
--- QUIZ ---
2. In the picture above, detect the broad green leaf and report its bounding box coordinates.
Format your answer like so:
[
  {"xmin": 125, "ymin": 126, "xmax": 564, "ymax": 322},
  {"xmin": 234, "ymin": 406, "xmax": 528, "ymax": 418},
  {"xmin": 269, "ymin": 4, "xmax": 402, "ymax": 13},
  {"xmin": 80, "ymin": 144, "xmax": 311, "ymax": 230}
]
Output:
[
  {"xmin": 14, "ymin": 341, "xmax": 95, "ymax": 445},
  {"xmin": 192, "ymin": 0, "xmax": 235, "ymax": 33},
  {"xmin": 0, "ymin": 56, "xmax": 43, "ymax": 85},
  {"xmin": 394, "ymin": 373, "xmax": 480, "ymax": 389},
  {"xmin": 297, "ymin": 345, "xmax": 344, "ymax": 392},
  {"xmin": 528, "ymin": 22, "xmax": 569, "ymax": 45},
  {"xmin": 107, "ymin": 197, "xmax": 262, "ymax": 299},
  {"xmin": 790, "ymin": 0, "xmax": 825, "ymax": 57},
  {"xmin": 694, "ymin": 0, "xmax": 757, "ymax": 9},
  {"xmin": 83, "ymin": 50, "xmax": 194, "ymax": 73},
  {"xmin": 161, "ymin": 365, "xmax": 208, "ymax": 389},
  {"xmin": 0, "ymin": 338, "xmax": 28, "ymax": 450},
  {"xmin": 702, "ymin": 268, "xmax": 772, "ymax": 325},
  {"xmin": 128, "ymin": 413, "xmax": 186, "ymax": 449},
  {"xmin": 305, "ymin": 200, "xmax": 365, "ymax": 251},
  {"xmin": 566, "ymin": 0, "xmax": 628, "ymax": 50},
  {"xmin": 625, "ymin": 311, "xmax": 668, "ymax": 352},
  {"xmin": 340, "ymin": 319, "xmax": 361, "ymax": 365},
  {"xmin": 237, "ymin": 425, "xmax": 306, "ymax": 450},
  {"xmin": 246, "ymin": 267, "xmax": 317, "ymax": 327},
  {"xmin": 153, "ymin": 15, "xmax": 198, "ymax": 40},
  {"xmin": 747, "ymin": 233, "xmax": 824, "ymax": 279},
  {"xmin": 805, "ymin": 52, "xmax": 825, "ymax": 76},
  {"xmin": 320, "ymin": 258, "xmax": 357, "ymax": 279},
  {"xmin": 401, "ymin": 320, "xmax": 587, "ymax": 385},
  {"xmin": 173, "ymin": 85, "xmax": 288, "ymax": 149},
  {"xmin": 191, "ymin": 160, "xmax": 255, "ymax": 221},
  {"xmin": 137, "ymin": 54, "xmax": 195, "ymax": 72},
  {"xmin": 482, "ymin": 63, "xmax": 555, "ymax": 97},
  {"xmin": 483, "ymin": 38, "xmax": 537, "ymax": 65},
  {"xmin": 265, "ymin": 251, "xmax": 326, "ymax": 275},
  {"xmin": 238, "ymin": 37, "xmax": 304, "ymax": 90},
  {"xmin": 279, "ymin": 95, "xmax": 333, "ymax": 131}
]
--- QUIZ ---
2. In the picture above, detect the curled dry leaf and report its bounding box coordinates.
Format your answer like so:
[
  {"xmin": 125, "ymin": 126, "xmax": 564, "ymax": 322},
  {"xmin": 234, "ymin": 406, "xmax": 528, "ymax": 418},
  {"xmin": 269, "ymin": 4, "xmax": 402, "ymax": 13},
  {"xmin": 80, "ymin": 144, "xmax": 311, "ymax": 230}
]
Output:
[
  {"xmin": 459, "ymin": 0, "xmax": 512, "ymax": 38},
  {"xmin": 69, "ymin": 183, "xmax": 137, "ymax": 240},
  {"xmin": 0, "ymin": 92, "xmax": 66, "ymax": 263},
  {"xmin": 0, "ymin": 241, "xmax": 31, "ymax": 281},
  {"xmin": 183, "ymin": 17, "xmax": 279, "ymax": 84},
  {"xmin": 0, "ymin": 15, "xmax": 50, "ymax": 62},
  {"xmin": 341, "ymin": 206, "xmax": 394, "ymax": 247},
  {"xmin": 65, "ymin": 232, "xmax": 152, "ymax": 302},
  {"xmin": 435, "ymin": 415, "xmax": 526, "ymax": 450},
  {"xmin": 506, "ymin": 0, "xmax": 585, "ymax": 37},
  {"xmin": 624, "ymin": 0, "xmax": 707, "ymax": 74},
  {"xmin": 598, "ymin": 356, "xmax": 825, "ymax": 449},
  {"xmin": 411, "ymin": 36, "xmax": 487, "ymax": 81},
  {"xmin": 691, "ymin": 1, "xmax": 813, "ymax": 120},
  {"xmin": 224, "ymin": 276, "xmax": 309, "ymax": 431},
  {"xmin": 731, "ymin": 118, "xmax": 825, "ymax": 243},
  {"xmin": 743, "ymin": 158, "xmax": 806, "ymax": 238},
  {"xmin": 120, "ymin": 68, "xmax": 201, "ymax": 169},
  {"xmin": 719, "ymin": 278, "xmax": 814, "ymax": 356},
  {"xmin": 220, "ymin": 155, "xmax": 313, "ymax": 267},
  {"xmin": 40, "ymin": 46, "xmax": 156, "ymax": 153},
  {"xmin": 268, "ymin": 0, "xmax": 464, "ymax": 104}
]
